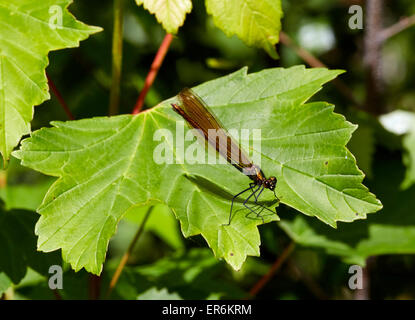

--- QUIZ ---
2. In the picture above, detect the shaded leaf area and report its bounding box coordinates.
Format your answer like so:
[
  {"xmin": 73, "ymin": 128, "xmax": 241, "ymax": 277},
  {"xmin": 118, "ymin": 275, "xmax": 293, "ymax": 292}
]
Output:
[
  {"xmin": 0, "ymin": 157, "xmax": 54, "ymax": 211},
  {"xmin": 206, "ymin": 0, "xmax": 283, "ymax": 59},
  {"xmin": 348, "ymin": 125, "xmax": 374, "ymax": 178},
  {"xmin": 346, "ymin": 111, "xmax": 377, "ymax": 179},
  {"xmin": 108, "ymin": 215, "xmax": 180, "ymax": 266},
  {"xmin": 13, "ymin": 249, "xmax": 243, "ymax": 300},
  {"xmin": 0, "ymin": 205, "xmax": 61, "ymax": 284},
  {"xmin": 14, "ymin": 66, "xmax": 381, "ymax": 274},
  {"xmin": 279, "ymin": 151, "xmax": 415, "ymax": 265},
  {"xmin": 110, "ymin": 248, "xmax": 246, "ymax": 300},
  {"xmin": 0, "ymin": 0, "xmax": 101, "ymax": 162},
  {"xmin": 0, "ymin": 180, "xmax": 53, "ymax": 211},
  {"xmin": 135, "ymin": 0, "xmax": 192, "ymax": 34},
  {"xmin": 13, "ymin": 268, "xmax": 89, "ymax": 300},
  {"xmin": 123, "ymin": 204, "xmax": 184, "ymax": 251}
]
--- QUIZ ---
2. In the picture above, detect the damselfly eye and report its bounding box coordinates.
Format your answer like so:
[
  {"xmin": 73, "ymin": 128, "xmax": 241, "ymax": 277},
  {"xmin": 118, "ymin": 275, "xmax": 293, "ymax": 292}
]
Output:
[{"xmin": 266, "ymin": 177, "xmax": 277, "ymax": 190}]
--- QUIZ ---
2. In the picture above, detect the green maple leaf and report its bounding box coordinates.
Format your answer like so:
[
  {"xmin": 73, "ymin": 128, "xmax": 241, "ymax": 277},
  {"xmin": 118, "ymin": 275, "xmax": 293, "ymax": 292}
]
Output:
[
  {"xmin": 135, "ymin": 0, "xmax": 192, "ymax": 34},
  {"xmin": 279, "ymin": 156, "xmax": 415, "ymax": 265},
  {"xmin": 14, "ymin": 66, "xmax": 382, "ymax": 274},
  {"xmin": 206, "ymin": 0, "xmax": 283, "ymax": 59},
  {"xmin": 0, "ymin": 0, "xmax": 101, "ymax": 162}
]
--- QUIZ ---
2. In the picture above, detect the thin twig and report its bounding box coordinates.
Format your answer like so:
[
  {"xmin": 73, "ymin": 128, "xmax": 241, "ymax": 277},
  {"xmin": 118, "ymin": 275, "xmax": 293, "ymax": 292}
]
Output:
[
  {"xmin": 364, "ymin": 0, "xmax": 384, "ymax": 115},
  {"xmin": 280, "ymin": 32, "xmax": 325, "ymax": 68},
  {"xmin": 108, "ymin": 0, "xmax": 124, "ymax": 116},
  {"xmin": 89, "ymin": 274, "xmax": 102, "ymax": 300},
  {"xmin": 132, "ymin": 34, "xmax": 174, "ymax": 114},
  {"xmin": 279, "ymin": 32, "xmax": 364, "ymax": 110},
  {"xmin": 47, "ymin": 74, "xmax": 75, "ymax": 120},
  {"xmin": 105, "ymin": 206, "xmax": 154, "ymax": 298},
  {"xmin": 378, "ymin": 15, "xmax": 415, "ymax": 43},
  {"xmin": 248, "ymin": 242, "xmax": 296, "ymax": 298}
]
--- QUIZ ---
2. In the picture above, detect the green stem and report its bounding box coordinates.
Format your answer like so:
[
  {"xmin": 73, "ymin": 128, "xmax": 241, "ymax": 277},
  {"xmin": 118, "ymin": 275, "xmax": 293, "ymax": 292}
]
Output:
[
  {"xmin": 108, "ymin": 0, "xmax": 124, "ymax": 116},
  {"xmin": 106, "ymin": 206, "xmax": 154, "ymax": 298}
]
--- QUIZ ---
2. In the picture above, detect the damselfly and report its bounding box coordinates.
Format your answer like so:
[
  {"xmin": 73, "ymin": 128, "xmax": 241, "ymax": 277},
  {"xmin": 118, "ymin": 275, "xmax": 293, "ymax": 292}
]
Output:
[{"xmin": 172, "ymin": 88, "xmax": 279, "ymax": 225}]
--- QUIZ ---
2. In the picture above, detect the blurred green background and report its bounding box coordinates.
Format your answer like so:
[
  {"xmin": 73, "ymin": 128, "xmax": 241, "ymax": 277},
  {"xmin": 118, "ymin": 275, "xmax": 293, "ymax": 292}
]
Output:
[{"xmin": 2, "ymin": 0, "xmax": 415, "ymax": 300}]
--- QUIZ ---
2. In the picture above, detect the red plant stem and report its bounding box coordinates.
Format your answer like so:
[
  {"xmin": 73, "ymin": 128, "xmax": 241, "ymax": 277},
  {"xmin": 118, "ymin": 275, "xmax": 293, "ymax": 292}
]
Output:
[
  {"xmin": 280, "ymin": 32, "xmax": 325, "ymax": 68},
  {"xmin": 53, "ymin": 289, "xmax": 62, "ymax": 300},
  {"xmin": 249, "ymin": 242, "xmax": 295, "ymax": 297},
  {"xmin": 132, "ymin": 33, "xmax": 174, "ymax": 114},
  {"xmin": 279, "ymin": 32, "xmax": 363, "ymax": 110},
  {"xmin": 47, "ymin": 74, "xmax": 75, "ymax": 120}
]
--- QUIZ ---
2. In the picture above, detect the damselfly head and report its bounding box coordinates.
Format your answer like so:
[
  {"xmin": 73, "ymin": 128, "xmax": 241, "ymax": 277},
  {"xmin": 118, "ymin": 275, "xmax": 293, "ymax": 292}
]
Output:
[{"xmin": 264, "ymin": 176, "xmax": 277, "ymax": 191}]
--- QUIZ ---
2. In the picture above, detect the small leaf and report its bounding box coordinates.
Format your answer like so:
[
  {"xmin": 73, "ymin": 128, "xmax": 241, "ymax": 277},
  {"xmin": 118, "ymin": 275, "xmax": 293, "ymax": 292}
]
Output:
[
  {"xmin": 135, "ymin": 0, "xmax": 192, "ymax": 34},
  {"xmin": 0, "ymin": 0, "xmax": 101, "ymax": 162},
  {"xmin": 137, "ymin": 287, "xmax": 182, "ymax": 300},
  {"xmin": 402, "ymin": 123, "xmax": 415, "ymax": 189},
  {"xmin": 14, "ymin": 66, "xmax": 381, "ymax": 274},
  {"xmin": 379, "ymin": 110, "xmax": 415, "ymax": 189},
  {"xmin": 205, "ymin": 0, "xmax": 283, "ymax": 59}
]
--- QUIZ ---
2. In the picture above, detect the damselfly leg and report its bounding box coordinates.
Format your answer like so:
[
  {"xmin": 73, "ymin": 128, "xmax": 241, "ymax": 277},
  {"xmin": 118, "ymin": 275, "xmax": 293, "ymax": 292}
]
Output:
[
  {"xmin": 223, "ymin": 183, "xmax": 279, "ymax": 226},
  {"xmin": 223, "ymin": 183, "xmax": 259, "ymax": 226}
]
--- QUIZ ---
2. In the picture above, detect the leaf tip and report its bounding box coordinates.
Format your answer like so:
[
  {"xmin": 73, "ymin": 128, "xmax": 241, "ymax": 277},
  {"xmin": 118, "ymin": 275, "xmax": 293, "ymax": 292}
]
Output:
[{"xmin": 11, "ymin": 150, "xmax": 21, "ymax": 160}]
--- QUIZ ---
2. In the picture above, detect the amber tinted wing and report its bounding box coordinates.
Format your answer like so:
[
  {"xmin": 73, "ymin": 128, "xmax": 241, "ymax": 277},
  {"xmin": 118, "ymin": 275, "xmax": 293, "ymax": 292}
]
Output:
[{"xmin": 172, "ymin": 88, "xmax": 254, "ymax": 172}]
